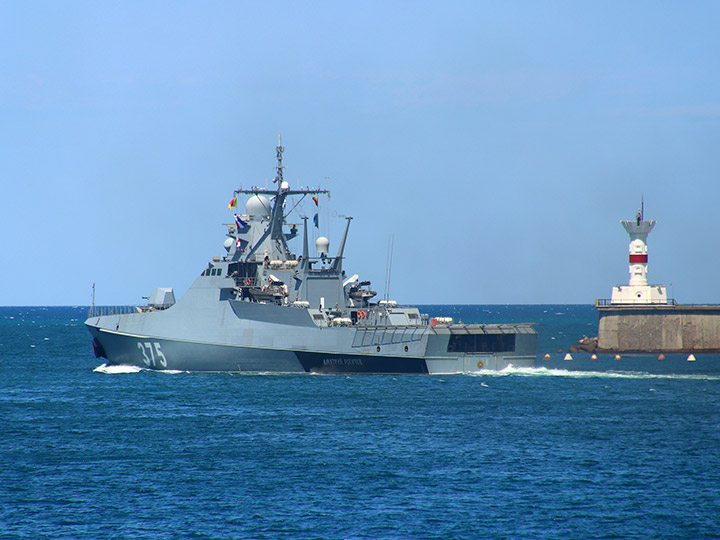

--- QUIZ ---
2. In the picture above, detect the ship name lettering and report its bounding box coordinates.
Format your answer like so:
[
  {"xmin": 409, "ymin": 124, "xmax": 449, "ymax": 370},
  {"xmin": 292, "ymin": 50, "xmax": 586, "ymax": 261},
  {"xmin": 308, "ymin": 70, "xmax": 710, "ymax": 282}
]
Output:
[{"xmin": 322, "ymin": 358, "xmax": 363, "ymax": 366}]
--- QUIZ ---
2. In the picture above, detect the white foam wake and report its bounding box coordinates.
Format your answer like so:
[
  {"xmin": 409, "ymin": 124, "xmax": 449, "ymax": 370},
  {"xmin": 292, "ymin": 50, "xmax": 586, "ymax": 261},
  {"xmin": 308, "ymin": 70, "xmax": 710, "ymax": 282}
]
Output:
[
  {"xmin": 470, "ymin": 364, "xmax": 720, "ymax": 381},
  {"xmin": 94, "ymin": 363, "xmax": 144, "ymax": 374},
  {"xmin": 93, "ymin": 363, "xmax": 186, "ymax": 374}
]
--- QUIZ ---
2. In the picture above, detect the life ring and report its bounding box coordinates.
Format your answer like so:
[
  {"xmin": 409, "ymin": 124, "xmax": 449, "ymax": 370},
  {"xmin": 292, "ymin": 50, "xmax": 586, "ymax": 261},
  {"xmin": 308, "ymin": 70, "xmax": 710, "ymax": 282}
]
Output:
[
  {"xmin": 357, "ymin": 310, "xmax": 366, "ymax": 319},
  {"xmin": 477, "ymin": 360, "xmax": 484, "ymax": 369},
  {"xmin": 245, "ymin": 277, "xmax": 252, "ymax": 286}
]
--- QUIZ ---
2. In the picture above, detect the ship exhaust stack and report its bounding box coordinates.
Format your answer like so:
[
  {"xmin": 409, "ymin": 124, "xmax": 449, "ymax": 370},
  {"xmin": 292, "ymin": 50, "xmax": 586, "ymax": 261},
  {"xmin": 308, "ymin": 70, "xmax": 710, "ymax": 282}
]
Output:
[
  {"xmin": 330, "ymin": 216, "xmax": 353, "ymax": 272},
  {"xmin": 301, "ymin": 216, "xmax": 309, "ymax": 269}
]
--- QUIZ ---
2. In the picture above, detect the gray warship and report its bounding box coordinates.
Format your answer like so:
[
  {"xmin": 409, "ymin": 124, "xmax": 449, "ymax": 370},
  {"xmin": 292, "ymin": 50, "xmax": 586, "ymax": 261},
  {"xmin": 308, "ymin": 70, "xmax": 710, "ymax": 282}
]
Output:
[{"xmin": 86, "ymin": 139, "xmax": 537, "ymax": 374}]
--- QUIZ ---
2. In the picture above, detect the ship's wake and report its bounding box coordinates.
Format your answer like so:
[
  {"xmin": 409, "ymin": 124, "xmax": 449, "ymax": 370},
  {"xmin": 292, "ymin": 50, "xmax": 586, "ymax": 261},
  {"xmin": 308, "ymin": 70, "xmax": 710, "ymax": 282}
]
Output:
[
  {"xmin": 470, "ymin": 364, "xmax": 720, "ymax": 381},
  {"xmin": 93, "ymin": 363, "xmax": 184, "ymax": 375},
  {"xmin": 91, "ymin": 363, "xmax": 720, "ymax": 380}
]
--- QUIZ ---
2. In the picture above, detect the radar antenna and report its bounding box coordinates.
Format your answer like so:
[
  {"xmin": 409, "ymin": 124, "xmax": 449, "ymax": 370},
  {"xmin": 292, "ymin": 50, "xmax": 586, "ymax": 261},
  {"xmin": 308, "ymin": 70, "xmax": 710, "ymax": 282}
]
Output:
[{"xmin": 274, "ymin": 132, "xmax": 285, "ymax": 186}]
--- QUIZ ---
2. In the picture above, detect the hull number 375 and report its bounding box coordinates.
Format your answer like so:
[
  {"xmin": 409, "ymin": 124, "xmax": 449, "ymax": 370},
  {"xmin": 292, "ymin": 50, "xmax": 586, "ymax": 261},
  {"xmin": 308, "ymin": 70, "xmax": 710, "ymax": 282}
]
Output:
[{"xmin": 137, "ymin": 342, "xmax": 167, "ymax": 368}]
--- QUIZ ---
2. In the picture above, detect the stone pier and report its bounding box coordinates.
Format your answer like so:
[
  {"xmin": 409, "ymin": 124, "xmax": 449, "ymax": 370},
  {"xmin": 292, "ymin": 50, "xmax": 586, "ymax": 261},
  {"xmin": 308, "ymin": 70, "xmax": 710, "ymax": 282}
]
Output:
[{"xmin": 596, "ymin": 302, "xmax": 720, "ymax": 352}]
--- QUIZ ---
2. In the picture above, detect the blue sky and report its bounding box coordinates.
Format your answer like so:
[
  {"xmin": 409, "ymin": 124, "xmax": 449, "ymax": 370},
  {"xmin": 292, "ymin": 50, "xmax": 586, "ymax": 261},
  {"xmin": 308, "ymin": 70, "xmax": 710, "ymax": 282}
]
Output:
[{"xmin": 2, "ymin": 1, "xmax": 720, "ymax": 306}]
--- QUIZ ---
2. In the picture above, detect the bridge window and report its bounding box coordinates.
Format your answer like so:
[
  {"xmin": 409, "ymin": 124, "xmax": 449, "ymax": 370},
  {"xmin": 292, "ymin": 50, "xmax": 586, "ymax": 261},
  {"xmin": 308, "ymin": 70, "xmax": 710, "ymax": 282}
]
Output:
[{"xmin": 447, "ymin": 334, "xmax": 515, "ymax": 353}]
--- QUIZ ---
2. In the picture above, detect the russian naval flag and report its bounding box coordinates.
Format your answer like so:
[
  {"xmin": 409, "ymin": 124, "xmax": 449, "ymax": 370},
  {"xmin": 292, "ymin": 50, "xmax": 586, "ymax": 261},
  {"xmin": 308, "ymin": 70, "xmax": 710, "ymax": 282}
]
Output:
[{"xmin": 234, "ymin": 213, "xmax": 248, "ymax": 229}]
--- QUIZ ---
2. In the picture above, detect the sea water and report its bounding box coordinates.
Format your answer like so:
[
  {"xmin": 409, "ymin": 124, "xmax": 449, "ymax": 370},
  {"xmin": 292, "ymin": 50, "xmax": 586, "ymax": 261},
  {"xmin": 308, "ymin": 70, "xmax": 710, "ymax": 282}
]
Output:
[{"xmin": 1, "ymin": 306, "xmax": 719, "ymax": 539}]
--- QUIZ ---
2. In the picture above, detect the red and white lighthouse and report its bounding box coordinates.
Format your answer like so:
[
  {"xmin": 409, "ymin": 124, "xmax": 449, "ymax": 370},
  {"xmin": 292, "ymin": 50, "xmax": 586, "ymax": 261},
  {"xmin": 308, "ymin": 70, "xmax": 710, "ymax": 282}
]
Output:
[{"xmin": 610, "ymin": 207, "xmax": 668, "ymax": 304}]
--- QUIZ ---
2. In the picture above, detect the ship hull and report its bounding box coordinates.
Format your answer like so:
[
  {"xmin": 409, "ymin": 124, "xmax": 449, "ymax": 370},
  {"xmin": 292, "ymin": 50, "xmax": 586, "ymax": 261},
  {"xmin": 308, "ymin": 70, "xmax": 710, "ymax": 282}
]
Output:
[
  {"xmin": 85, "ymin": 318, "xmax": 535, "ymax": 375},
  {"xmin": 85, "ymin": 290, "xmax": 536, "ymax": 374},
  {"xmin": 88, "ymin": 326, "xmax": 305, "ymax": 372}
]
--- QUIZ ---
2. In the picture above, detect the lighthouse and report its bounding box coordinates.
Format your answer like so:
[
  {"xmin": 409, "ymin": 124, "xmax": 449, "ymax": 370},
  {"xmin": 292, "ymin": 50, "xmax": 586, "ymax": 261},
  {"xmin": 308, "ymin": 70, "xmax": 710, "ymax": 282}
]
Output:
[
  {"xmin": 594, "ymin": 204, "xmax": 720, "ymax": 355},
  {"xmin": 610, "ymin": 205, "xmax": 668, "ymax": 305}
]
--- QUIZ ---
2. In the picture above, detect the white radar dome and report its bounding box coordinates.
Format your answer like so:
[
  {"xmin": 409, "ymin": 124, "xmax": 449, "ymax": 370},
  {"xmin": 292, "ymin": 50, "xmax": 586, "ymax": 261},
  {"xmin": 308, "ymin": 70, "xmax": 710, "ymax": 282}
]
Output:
[
  {"xmin": 316, "ymin": 236, "xmax": 330, "ymax": 254},
  {"xmin": 280, "ymin": 180, "xmax": 289, "ymax": 191},
  {"xmin": 246, "ymin": 195, "xmax": 271, "ymax": 218},
  {"xmin": 223, "ymin": 238, "xmax": 233, "ymax": 252}
]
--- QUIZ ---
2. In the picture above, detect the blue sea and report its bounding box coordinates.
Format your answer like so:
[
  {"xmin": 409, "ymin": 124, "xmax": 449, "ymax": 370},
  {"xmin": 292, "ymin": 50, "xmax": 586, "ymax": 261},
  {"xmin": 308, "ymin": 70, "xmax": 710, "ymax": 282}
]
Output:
[{"xmin": 2, "ymin": 305, "xmax": 719, "ymax": 539}]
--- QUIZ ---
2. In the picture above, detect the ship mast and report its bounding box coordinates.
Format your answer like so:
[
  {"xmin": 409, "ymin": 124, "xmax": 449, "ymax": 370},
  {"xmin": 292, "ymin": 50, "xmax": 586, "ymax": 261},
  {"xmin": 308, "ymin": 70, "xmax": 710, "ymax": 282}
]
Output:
[
  {"xmin": 266, "ymin": 133, "xmax": 288, "ymax": 255},
  {"xmin": 236, "ymin": 136, "xmax": 330, "ymax": 262},
  {"xmin": 274, "ymin": 132, "xmax": 285, "ymax": 188}
]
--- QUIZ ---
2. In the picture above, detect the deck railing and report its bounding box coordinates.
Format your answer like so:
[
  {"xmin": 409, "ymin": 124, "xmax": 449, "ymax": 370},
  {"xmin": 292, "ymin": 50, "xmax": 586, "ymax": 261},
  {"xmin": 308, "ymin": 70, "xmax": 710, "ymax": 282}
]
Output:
[
  {"xmin": 595, "ymin": 298, "xmax": 677, "ymax": 307},
  {"xmin": 88, "ymin": 305, "xmax": 137, "ymax": 318}
]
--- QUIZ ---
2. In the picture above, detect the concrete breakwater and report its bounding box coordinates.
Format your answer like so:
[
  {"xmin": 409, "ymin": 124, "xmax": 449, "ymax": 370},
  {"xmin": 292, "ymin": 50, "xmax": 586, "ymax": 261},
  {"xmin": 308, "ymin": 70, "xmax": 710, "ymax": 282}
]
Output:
[{"xmin": 597, "ymin": 303, "xmax": 720, "ymax": 352}]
